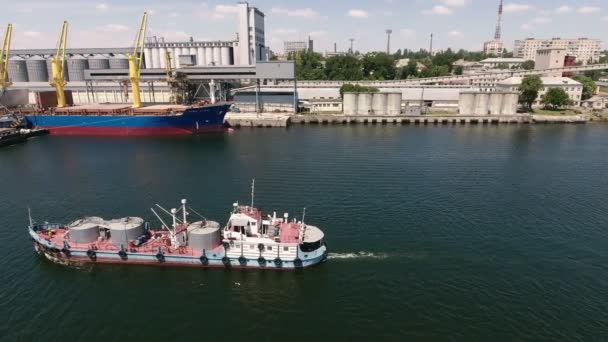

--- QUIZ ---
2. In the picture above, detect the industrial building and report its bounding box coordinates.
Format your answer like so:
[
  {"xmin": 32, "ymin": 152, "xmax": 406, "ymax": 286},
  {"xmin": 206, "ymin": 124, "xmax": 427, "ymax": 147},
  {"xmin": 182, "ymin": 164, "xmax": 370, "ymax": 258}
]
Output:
[
  {"xmin": 496, "ymin": 77, "xmax": 583, "ymax": 106},
  {"xmin": 514, "ymin": 38, "xmax": 602, "ymax": 64},
  {"xmin": 283, "ymin": 37, "xmax": 313, "ymax": 55},
  {"xmin": 479, "ymin": 58, "xmax": 526, "ymax": 69},
  {"xmin": 459, "ymin": 91, "xmax": 519, "ymax": 115}
]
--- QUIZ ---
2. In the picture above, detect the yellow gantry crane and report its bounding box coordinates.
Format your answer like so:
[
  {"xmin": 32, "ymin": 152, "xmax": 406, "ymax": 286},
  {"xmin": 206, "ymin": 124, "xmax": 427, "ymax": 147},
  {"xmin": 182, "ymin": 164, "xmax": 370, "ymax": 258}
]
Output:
[
  {"xmin": 50, "ymin": 21, "xmax": 68, "ymax": 108},
  {"xmin": 0, "ymin": 24, "xmax": 13, "ymax": 90},
  {"xmin": 128, "ymin": 12, "xmax": 149, "ymax": 108}
]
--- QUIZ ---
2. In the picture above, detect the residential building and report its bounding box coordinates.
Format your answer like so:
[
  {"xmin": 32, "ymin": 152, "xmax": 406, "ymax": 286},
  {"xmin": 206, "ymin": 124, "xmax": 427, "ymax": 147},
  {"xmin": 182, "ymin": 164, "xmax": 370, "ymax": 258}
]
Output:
[
  {"xmin": 535, "ymin": 48, "xmax": 567, "ymax": 76},
  {"xmin": 284, "ymin": 37, "xmax": 313, "ymax": 55},
  {"xmin": 497, "ymin": 77, "xmax": 583, "ymax": 106},
  {"xmin": 236, "ymin": 2, "xmax": 267, "ymax": 65},
  {"xmin": 514, "ymin": 38, "xmax": 601, "ymax": 65},
  {"xmin": 581, "ymin": 95, "xmax": 608, "ymax": 110}
]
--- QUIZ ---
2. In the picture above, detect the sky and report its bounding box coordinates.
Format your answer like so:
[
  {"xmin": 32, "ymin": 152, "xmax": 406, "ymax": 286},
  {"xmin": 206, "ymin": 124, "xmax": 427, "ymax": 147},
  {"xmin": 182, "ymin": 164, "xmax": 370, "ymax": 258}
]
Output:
[{"xmin": 2, "ymin": 0, "xmax": 607, "ymax": 53}]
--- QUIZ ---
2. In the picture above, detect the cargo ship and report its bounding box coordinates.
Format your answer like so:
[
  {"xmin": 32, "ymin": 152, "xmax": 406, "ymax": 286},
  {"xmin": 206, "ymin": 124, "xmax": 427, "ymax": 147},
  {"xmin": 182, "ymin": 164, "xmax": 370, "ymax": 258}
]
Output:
[
  {"xmin": 29, "ymin": 198, "xmax": 328, "ymax": 270},
  {"xmin": 24, "ymin": 102, "xmax": 230, "ymax": 135}
]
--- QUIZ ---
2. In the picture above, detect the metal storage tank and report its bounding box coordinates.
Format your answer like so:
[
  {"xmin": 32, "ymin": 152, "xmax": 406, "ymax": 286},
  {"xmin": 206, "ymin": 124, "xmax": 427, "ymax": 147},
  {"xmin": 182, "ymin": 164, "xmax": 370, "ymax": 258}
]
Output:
[
  {"xmin": 88, "ymin": 55, "xmax": 110, "ymax": 70},
  {"xmin": 187, "ymin": 220, "xmax": 221, "ymax": 252},
  {"xmin": 68, "ymin": 217, "xmax": 105, "ymax": 244},
  {"xmin": 144, "ymin": 47, "xmax": 152, "ymax": 69},
  {"xmin": 108, "ymin": 217, "xmax": 145, "ymax": 248},
  {"xmin": 109, "ymin": 54, "xmax": 129, "ymax": 69},
  {"xmin": 212, "ymin": 47, "xmax": 221, "ymax": 66},
  {"xmin": 371, "ymin": 93, "xmax": 387, "ymax": 115},
  {"xmin": 25, "ymin": 56, "xmax": 48, "ymax": 82},
  {"xmin": 189, "ymin": 47, "xmax": 197, "ymax": 57},
  {"xmin": 159, "ymin": 47, "xmax": 167, "ymax": 69},
  {"xmin": 67, "ymin": 55, "xmax": 88, "ymax": 81},
  {"xmin": 197, "ymin": 47, "xmax": 205, "ymax": 66},
  {"xmin": 205, "ymin": 48, "xmax": 213, "ymax": 66},
  {"xmin": 488, "ymin": 93, "xmax": 503, "ymax": 115},
  {"xmin": 151, "ymin": 48, "xmax": 161, "ymax": 69},
  {"xmin": 501, "ymin": 92, "xmax": 519, "ymax": 115},
  {"xmin": 8, "ymin": 56, "xmax": 28, "ymax": 82},
  {"xmin": 343, "ymin": 93, "xmax": 358, "ymax": 115},
  {"xmin": 220, "ymin": 47, "xmax": 230, "ymax": 66},
  {"xmin": 474, "ymin": 92, "xmax": 490, "ymax": 115},
  {"xmin": 387, "ymin": 93, "xmax": 402, "ymax": 115},
  {"xmin": 459, "ymin": 92, "xmax": 475, "ymax": 115},
  {"xmin": 356, "ymin": 93, "xmax": 373, "ymax": 115},
  {"xmin": 173, "ymin": 48, "xmax": 180, "ymax": 68}
]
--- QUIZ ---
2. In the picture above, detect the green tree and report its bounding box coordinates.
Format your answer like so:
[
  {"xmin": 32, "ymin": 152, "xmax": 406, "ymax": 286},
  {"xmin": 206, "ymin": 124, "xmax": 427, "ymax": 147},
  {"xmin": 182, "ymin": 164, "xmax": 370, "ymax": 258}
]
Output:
[
  {"xmin": 453, "ymin": 65, "xmax": 464, "ymax": 75},
  {"xmin": 397, "ymin": 60, "xmax": 419, "ymax": 79},
  {"xmin": 522, "ymin": 60, "xmax": 535, "ymax": 70},
  {"xmin": 542, "ymin": 88, "xmax": 572, "ymax": 109},
  {"xmin": 572, "ymin": 76, "xmax": 597, "ymax": 100},
  {"xmin": 497, "ymin": 63, "xmax": 509, "ymax": 70},
  {"xmin": 291, "ymin": 51, "xmax": 326, "ymax": 80},
  {"xmin": 325, "ymin": 55, "xmax": 363, "ymax": 80},
  {"xmin": 339, "ymin": 84, "xmax": 379, "ymax": 96},
  {"xmin": 519, "ymin": 75, "xmax": 543, "ymax": 110},
  {"xmin": 362, "ymin": 53, "xmax": 396, "ymax": 80}
]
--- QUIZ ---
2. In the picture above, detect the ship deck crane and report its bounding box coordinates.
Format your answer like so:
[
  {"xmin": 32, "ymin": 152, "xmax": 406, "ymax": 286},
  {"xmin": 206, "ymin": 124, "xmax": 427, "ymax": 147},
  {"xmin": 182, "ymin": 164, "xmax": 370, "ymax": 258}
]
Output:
[
  {"xmin": 128, "ymin": 12, "xmax": 149, "ymax": 108},
  {"xmin": 50, "ymin": 21, "xmax": 68, "ymax": 108},
  {"xmin": 0, "ymin": 24, "xmax": 13, "ymax": 91}
]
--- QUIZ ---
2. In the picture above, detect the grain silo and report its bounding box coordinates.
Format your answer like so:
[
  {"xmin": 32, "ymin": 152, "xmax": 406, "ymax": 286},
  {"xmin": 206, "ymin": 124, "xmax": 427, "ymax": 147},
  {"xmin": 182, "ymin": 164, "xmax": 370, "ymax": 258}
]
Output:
[
  {"xmin": 343, "ymin": 93, "xmax": 358, "ymax": 115},
  {"xmin": 387, "ymin": 93, "xmax": 402, "ymax": 115},
  {"xmin": 67, "ymin": 55, "xmax": 89, "ymax": 81},
  {"xmin": 357, "ymin": 93, "xmax": 373, "ymax": 115},
  {"xmin": 108, "ymin": 217, "xmax": 145, "ymax": 248},
  {"xmin": 474, "ymin": 92, "xmax": 490, "ymax": 115},
  {"xmin": 88, "ymin": 55, "xmax": 110, "ymax": 70},
  {"xmin": 205, "ymin": 48, "xmax": 213, "ymax": 66},
  {"xmin": 187, "ymin": 220, "xmax": 221, "ymax": 253},
  {"xmin": 25, "ymin": 55, "xmax": 48, "ymax": 82},
  {"xmin": 68, "ymin": 217, "xmax": 105, "ymax": 244},
  {"xmin": 220, "ymin": 47, "xmax": 231, "ymax": 65},
  {"xmin": 197, "ymin": 47, "xmax": 205, "ymax": 66},
  {"xmin": 501, "ymin": 92, "xmax": 519, "ymax": 115},
  {"xmin": 488, "ymin": 93, "xmax": 504, "ymax": 115},
  {"xmin": 109, "ymin": 54, "xmax": 129, "ymax": 69},
  {"xmin": 371, "ymin": 93, "xmax": 388, "ymax": 115},
  {"xmin": 8, "ymin": 56, "xmax": 28, "ymax": 82},
  {"xmin": 212, "ymin": 47, "xmax": 221, "ymax": 66},
  {"xmin": 459, "ymin": 92, "xmax": 476, "ymax": 115}
]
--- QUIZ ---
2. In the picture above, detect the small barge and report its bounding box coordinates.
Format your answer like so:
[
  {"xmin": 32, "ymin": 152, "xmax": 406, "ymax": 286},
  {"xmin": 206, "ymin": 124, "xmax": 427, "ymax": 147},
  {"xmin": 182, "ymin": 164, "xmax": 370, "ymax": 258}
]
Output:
[{"xmin": 29, "ymin": 196, "xmax": 327, "ymax": 270}]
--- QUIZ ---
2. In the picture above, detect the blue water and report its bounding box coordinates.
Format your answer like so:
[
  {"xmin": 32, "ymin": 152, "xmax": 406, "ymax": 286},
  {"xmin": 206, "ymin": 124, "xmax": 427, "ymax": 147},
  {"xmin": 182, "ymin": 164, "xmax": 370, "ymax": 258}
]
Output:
[{"xmin": 1, "ymin": 124, "xmax": 607, "ymax": 341}]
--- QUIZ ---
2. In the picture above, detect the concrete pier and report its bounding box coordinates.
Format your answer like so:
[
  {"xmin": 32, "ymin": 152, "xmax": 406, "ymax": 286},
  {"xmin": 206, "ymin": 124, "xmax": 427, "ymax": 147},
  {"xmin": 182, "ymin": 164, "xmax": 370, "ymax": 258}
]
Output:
[
  {"xmin": 290, "ymin": 114, "xmax": 534, "ymax": 125},
  {"xmin": 225, "ymin": 112, "xmax": 291, "ymax": 128}
]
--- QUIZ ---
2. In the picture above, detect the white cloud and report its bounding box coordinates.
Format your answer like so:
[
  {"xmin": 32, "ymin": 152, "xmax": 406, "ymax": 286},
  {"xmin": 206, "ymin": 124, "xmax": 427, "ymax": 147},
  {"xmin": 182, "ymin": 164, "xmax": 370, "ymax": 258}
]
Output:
[
  {"xmin": 215, "ymin": 4, "xmax": 239, "ymax": 14},
  {"xmin": 521, "ymin": 24, "xmax": 532, "ymax": 30},
  {"xmin": 95, "ymin": 3, "xmax": 109, "ymax": 12},
  {"xmin": 400, "ymin": 28, "xmax": 415, "ymax": 36},
  {"xmin": 448, "ymin": 30, "xmax": 463, "ymax": 38},
  {"xmin": 503, "ymin": 3, "xmax": 533, "ymax": 13},
  {"xmin": 23, "ymin": 31, "xmax": 41, "ymax": 38},
  {"xmin": 103, "ymin": 24, "xmax": 129, "ymax": 32},
  {"xmin": 555, "ymin": 6, "xmax": 572, "ymax": 14},
  {"xmin": 271, "ymin": 7, "xmax": 319, "ymax": 18},
  {"xmin": 423, "ymin": 5, "xmax": 453, "ymax": 15},
  {"xmin": 531, "ymin": 16, "xmax": 552, "ymax": 24},
  {"xmin": 347, "ymin": 9, "xmax": 369, "ymax": 18},
  {"xmin": 603, "ymin": 16, "xmax": 608, "ymax": 21},
  {"xmin": 437, "ymin": 0, "xmax": 469, "ymax": 8},
  {"xmin": 169, "ymin": 12, "xmax": 179, "ymax": 18},
  {"xmin": 578, "ymin": 6, "xmax": 600, "ymax": 14}
]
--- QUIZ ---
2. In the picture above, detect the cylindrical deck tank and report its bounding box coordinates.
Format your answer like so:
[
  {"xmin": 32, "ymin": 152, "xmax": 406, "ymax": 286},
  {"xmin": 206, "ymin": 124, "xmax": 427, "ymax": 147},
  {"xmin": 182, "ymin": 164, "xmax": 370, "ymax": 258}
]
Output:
[
  {"xmin": 501, "ymin": 93, "xmax": 519, "ymax": 115},
  {"xmin": 25, "ymin": 56, "xmax": 48, "ymax": 82},
  {"xmin": 343, "ymin": 93, "xmax": 358, "ymax": 115},
  {"xmin": 488, "ymin": 93, "xmax": 504, "ymax": 115},
  {"xmin": 108, "ymin": 217, "xmax": 145, "ymax": 248},
  {"xmin": 474, "ymin": 92, "xmax": 490, "ymax": 115},
  {"xmin": 459, "ymin": 92, "xmax": 475, "ymax": 115},
  {"xmin": 220, "ymin": 47, "xmax": 230, "ymax": 66},
  {"xmin": 151, "ymin": 48, "xmax": 161, "ymax": 69},
  {"xmin": 387, "ymin": 93, "xmax": 402, "ymax": 115},
  {"xmin": 212, "ymin": 47, "xmax": 221, "ymax": 66},
  {"xmin": 67, "ymin": 55, "xmax": 88, "ymax": 81},
  {"xmin": 371, "ymin": 93, "xmax": 388, "ymax": 115},
  {"xmin": 187, "ymin": 220, "xmax": 221, "ymax": 252},
  {"xmin": 109, "ymin": 54, "xmax": 129, "ymax": 69},
  {"xmin": 357, "ymin": 93, "xmax": 373, "ymax": 115},
  {"xmin": 88, "ymin": 55, "xmax": 110, "ymax": 70},
  {"xmin": 68, "ymin": 217, "xmax": 104, "ymax": 244},
  {"xmin": 205, "ymin": 48, "xmax": 213, "ymax": 66},
  {"xmin": 8, "ymin": 56, "xmax": 28, "ymax": 82}
]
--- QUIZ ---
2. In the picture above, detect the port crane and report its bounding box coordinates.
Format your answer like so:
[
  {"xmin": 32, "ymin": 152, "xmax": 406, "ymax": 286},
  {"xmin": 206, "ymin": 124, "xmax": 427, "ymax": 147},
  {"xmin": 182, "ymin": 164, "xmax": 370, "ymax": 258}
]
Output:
[
  {"xmin": 128, "ymin": 12, "xmax": 149, "ymax": 108},
  {"xmin": 50, "ymin": 21, "xmax": 68, "ymax": 108},
  {"xmin": 0, "ymin": 24, "xmax": 13, "ymax": 91}
]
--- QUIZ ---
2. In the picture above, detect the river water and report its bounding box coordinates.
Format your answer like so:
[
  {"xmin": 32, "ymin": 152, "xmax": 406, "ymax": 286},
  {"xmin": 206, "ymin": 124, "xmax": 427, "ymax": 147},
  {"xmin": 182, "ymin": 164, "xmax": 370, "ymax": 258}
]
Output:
[{"xmin": 1, "ymin": 125, "xmax": 607, "ymax": 341}]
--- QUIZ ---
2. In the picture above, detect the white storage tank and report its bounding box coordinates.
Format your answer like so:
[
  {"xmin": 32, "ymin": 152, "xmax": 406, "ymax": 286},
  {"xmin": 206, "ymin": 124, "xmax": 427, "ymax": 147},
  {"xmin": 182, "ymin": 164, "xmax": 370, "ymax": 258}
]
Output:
[
  {"xmin": 144, "ymin": 47, "xmax": 152, "ymax": 69},
  {"xmin": 371, "ymin": 93, "xmax": 388, "ymax": 115},
  {"xmin": 205, "ymin": 48, "xmax": 213, "ymax": 66},
  {"xmin": 88, "ymin": 55, "xmax": 110, "ymax": 70},
  {"xmin": 387, "ymin": 93, "xmax": 402, "ymax": 115},
  {"xmin": 108, "ymin": 217, "xmax": 145, "ymax": 248},
  {"xmin": 459, "ymin": 92, "xmax": 476, "ymax": 115},
  {"xmin": 488, "ymin": 93, "xmax": 504, "ymax": 115},
  {"xmin": 501, "ymin": 92, "xmax": 519, "ymax": 115},
  {"xmin": 189, "ymin": 47, "xmax": 197, "ymax": 58},
  {"xmin": 357, "ymin": 93, "xmax": 373, "ymax": 115},
  {"xmin": 474, "ymin": 93, "xmax": 490, "ymax": 115},
  {"xmin": 151, "ymin": 48, "xmax": 161, "ymax": 69},
  {"xmin": 159, "ymin": 47, "xmax": 167, "ymax": 69},
  {"xmin": 212, "ymin": 47, "xmax": 221, "ymax": 66},
  {"xmin": 220, "ymin": 47, "xmax": 231, "ymax": 66},
  {"xmin": 187, "ymin": 220, "xmax": 221, "ymax": 253},
  {"xmin": 25, "ymin": 56, "xmax": 48, "ymax": 82},
  {"xmin": 67, "ymin": 55, "xmax": 89, "ymax": 81},
  {"xmin": 109, "ymin": 54, "xmax": 129, "ymax": 69},
  {"xmin": 68, "ymin": 217, "xmax": 105, "ymax": 244},
  {"xmin": 197, "ymin": 47, "xmax": 205, "ymax": 66},
  {"xmin": 8, "ymin": 56, "xmax": 28, "ymax": 82},
  {"xmin": 343, "ymin": 93, "xmax": 358, "ymax": 115}
]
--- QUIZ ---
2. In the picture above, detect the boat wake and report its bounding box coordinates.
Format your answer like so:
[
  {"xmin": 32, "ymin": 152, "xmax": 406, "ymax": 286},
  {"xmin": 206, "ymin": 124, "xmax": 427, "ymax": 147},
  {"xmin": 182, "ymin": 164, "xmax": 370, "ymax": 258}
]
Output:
[{"xmin": 328, "ymin": 252, "xmax": 389, "ymax": 260}]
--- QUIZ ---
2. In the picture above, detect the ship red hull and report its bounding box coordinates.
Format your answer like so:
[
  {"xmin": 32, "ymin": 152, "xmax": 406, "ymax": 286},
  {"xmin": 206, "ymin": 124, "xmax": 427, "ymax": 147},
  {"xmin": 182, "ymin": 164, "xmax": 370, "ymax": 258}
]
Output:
[{"xmin": 44, "ymin": 124, "xmax": 226, "ymax": 136}]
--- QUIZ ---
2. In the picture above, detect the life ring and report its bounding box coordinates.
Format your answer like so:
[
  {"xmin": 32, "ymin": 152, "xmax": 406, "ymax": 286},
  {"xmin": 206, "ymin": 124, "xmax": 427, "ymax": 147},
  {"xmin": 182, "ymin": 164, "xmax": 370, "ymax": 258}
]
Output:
[
  {"xmin": 87, "ymin": 250, "xmax": 97, "ymax": 260},
  {"xmin": 258, "ymin": 243, "xmax": 264, "ymax": 251},
  {"xmin": 258, "ymin": 257, "xmax": 266, "ymax": 266},
  {"xmin": 61, "ymin": 248, "xmax": 71, "ymax": 257},
  {"xmin": 200, "ymin": 255, "xmax": 209, "ymax": 265},
  {"xmin": 294, "ymin": 258, "xmax": 303, "ymax": 268},
  {"xmin": 118, "ymin": 250, "xmax": 128, "ymax": 260},
  {"xmin": 222, "ymin": 256, "xmax": 231, "ymax": 267},
  {"xmin": 238, "ymin": 256, "xmax": 247, "ymax": 266},
  {"xmin": 156, "ymin": 253, "xmax": 165, "ymax": 262},
  {"xmin": 274, "ymin": 258, "xmax": 282, "ymax": 267}
]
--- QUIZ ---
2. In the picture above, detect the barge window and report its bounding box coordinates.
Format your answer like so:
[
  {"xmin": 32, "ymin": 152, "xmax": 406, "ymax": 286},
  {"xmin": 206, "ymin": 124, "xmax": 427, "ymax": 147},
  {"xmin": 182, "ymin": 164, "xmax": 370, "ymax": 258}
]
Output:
[
  {"xmin": 283, "ymin": 247, "xmax": 289, "ymax": 252},
  {"xmin": 267, "ymin": 246, "xmax": 273, "ymax": 251}
]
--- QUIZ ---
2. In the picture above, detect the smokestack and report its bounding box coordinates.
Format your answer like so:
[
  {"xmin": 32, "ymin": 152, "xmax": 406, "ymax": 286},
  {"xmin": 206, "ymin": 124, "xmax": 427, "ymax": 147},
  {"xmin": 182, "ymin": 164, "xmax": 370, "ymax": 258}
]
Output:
[
  {"xmin": 385, "ymin": 29, "xmax": 393, "ymax": 54},
  {"xmin": 334, "ymin": 42, "xmax": 337, "ymax": 53},
  {"xmin": 429, "ymin": 33, "xmax": 434, "ymax": 56}
]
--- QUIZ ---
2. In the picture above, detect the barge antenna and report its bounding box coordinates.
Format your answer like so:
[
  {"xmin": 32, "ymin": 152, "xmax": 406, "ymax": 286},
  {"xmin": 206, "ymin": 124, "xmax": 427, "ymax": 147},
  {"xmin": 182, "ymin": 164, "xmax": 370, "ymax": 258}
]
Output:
[
  {"xmin": 181, "ymin": 199, "xmax": 188, "ymax": 225},
  {"xmin": 150, "ymin": 208, "xmax": 170, "ymax": 231},
  {"xmin": 251, "ymin": 178, "xmax": 255, "ymax": 208}
]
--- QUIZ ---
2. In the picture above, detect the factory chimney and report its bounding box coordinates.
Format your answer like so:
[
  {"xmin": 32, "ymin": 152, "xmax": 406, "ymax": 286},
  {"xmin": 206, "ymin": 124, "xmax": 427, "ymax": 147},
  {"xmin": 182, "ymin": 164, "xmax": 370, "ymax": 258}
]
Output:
[{"xmin": 385, "ymin": 29, "xmax": 392, "ymax": 54}]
